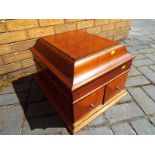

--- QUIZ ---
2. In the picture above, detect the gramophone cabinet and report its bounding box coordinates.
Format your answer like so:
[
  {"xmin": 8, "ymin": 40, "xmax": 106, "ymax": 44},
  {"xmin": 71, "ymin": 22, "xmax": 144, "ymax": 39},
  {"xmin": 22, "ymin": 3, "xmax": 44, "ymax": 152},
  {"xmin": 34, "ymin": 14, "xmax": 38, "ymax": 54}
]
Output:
[{"xmin": 30, "ymin": 30, "xmax": 134, "ymax": 134}]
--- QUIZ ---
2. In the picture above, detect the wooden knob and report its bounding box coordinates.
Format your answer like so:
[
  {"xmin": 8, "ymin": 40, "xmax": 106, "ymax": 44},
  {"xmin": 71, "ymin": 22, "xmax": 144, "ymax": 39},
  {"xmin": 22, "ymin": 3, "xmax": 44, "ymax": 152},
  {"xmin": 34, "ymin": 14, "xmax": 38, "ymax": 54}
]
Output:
[
  {"xmin": 116, "ymin": 86, "xmax": 121, "ymax": 90},
  {"xmin": 90, "ymin": 103, "xmax": 95, "ymax": 108}
]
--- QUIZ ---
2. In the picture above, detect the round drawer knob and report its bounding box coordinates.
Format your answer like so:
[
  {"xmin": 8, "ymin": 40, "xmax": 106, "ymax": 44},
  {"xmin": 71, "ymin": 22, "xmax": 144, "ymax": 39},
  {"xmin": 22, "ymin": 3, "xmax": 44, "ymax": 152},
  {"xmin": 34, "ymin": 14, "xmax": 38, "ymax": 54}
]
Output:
[
  {"xmin": 90, "ymin": 103, "xmax": 95, "ymax": 108},
  {"xmin": 122, "ymin": 65, "xmax": 126, "ymax": 69},
  {"xmin": 116, "ymin": 86, "xmax": 121, "ymax": 90}
]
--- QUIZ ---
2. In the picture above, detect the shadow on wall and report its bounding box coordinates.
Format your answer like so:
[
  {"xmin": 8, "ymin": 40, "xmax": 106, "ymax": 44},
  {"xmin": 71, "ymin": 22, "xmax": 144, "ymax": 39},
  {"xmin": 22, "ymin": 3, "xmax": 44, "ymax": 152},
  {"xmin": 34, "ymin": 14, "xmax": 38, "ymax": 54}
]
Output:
[{"xmin": 12, "ymin": 74, "xmax": 66, "ymax": 130}]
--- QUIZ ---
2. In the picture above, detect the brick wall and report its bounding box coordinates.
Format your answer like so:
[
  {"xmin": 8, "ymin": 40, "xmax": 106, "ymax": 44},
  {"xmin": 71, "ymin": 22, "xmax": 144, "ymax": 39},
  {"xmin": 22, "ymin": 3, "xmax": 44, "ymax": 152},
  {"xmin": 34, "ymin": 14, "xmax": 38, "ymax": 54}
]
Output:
[{"xmin": 0, "ymin": 19, "xmax": 131, "ymax": 85}]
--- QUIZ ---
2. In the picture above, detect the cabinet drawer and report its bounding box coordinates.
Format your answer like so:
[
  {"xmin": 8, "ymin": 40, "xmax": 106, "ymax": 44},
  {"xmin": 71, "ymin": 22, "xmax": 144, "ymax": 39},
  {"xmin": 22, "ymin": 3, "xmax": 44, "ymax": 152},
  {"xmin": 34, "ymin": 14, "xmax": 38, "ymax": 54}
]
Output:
[
  {"xmin": 104, "ymin": 72, "xmax": 128, "ymax": 103},
  {"xmin": 73, "ymin": 87, "xmax": 105, "ymax": 121}
]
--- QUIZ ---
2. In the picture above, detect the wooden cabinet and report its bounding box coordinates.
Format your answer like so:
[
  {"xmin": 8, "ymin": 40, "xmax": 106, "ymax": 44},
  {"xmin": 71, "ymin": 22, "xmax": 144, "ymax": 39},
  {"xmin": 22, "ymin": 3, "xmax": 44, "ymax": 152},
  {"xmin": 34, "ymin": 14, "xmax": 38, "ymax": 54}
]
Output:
[{"xmin": 31, "ymin": 30, "xmax": 135, "ymax": 134}]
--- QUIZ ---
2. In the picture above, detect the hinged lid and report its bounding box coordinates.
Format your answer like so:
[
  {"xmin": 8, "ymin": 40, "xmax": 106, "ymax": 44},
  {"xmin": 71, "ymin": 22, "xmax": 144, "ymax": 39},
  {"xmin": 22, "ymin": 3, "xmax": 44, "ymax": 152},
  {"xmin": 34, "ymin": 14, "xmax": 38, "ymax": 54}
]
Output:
[
  {"xmin": 31, "ymin": 30, "xmax": 134, "ymax": 91},
  {"xmin": 43, "ymin": 30, "xmax": 117, "ymax": 60}
]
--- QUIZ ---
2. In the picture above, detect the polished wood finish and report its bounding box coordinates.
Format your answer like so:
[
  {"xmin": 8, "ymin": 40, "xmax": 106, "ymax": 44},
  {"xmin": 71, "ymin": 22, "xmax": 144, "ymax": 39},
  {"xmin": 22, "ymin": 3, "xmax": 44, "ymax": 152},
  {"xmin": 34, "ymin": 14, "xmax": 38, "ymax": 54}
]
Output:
[
  {"xmin": 104, "ymin": 72, "xmax": 128, "ymax": 103},
  {"xmin": 73, "ymin": 87, "xmax": 105, "ymax": 122},
  {"xmin": 70, "ymin": 90, "xmax": 128, "ymax": 133},
  {"xmin": 35, "ymin": 72, "xmax": 128, "ymax": 134},
  {"xmin": 31, "ymin": 30, "xmax": 135, "ymax": 134},
  {"xmin": 43, "ymin": 30, "xmax": 117, "ymax": 60},
  {"xmin": 31, "ymin": 30, "xmax": 130, "ymax": 91}
]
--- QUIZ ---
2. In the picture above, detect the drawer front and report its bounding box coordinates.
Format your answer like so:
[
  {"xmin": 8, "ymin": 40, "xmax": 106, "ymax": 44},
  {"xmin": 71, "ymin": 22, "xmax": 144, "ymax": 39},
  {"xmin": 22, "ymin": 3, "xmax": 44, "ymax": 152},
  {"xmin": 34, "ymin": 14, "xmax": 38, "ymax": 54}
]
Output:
[
  {"xmin": 104, "ymin": 72, "xmax": 128, "ymax": 103},
  {"xmin": 73, "ymin": 60, "xmax": 132, "ymax": 101},
  {"xmin": 73, "ymin": 87, "xmax": 105, "ymax": 121}
]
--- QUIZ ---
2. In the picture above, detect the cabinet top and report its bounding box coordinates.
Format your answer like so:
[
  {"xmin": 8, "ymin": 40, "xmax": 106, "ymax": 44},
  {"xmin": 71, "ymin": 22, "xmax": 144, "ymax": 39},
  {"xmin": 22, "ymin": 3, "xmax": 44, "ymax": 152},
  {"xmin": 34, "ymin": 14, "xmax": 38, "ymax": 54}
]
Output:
[{"xmin": 42, "ymin": 30, "xmax": 117, "ymax": 60}]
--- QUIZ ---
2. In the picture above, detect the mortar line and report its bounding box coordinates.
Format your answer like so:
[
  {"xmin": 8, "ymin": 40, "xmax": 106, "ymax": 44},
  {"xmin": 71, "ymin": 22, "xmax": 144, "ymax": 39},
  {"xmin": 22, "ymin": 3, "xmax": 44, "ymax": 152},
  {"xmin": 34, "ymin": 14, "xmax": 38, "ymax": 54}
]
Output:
[
  {"xmin": 128, "ymin": 122, "xmax": 138, "ymax": 135},
  {"xmin": 127, "ymin": 87, "xmax": 150, "ymax": 115},
  {"xmin": 140, "ymin": 86, "xmax": 155, "ymax": 103}
]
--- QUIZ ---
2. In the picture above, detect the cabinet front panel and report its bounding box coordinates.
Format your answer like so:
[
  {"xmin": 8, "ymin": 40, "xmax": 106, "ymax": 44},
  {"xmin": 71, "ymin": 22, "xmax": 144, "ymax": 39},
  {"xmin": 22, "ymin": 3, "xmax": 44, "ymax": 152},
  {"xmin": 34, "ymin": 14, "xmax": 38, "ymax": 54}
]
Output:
[{"xmin": 74, "ymin": 60, "xmax": 132, "ymax": 101}]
